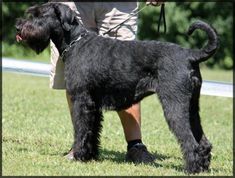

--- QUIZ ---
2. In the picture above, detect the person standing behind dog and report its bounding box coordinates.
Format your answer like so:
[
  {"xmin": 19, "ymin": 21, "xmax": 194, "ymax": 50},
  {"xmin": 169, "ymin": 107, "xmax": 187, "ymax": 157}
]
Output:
[{"xmin": 50, "ymin": 0, "xmax": 164, "ymax": 163}]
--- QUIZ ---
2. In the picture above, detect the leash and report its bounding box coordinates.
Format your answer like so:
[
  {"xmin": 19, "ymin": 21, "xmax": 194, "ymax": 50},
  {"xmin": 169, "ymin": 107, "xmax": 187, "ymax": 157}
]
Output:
[
  {"xmin": 157, "ymin": 3, "xmax": 167, "ymax": 34},
  {"xmin": 103, "ymin": 4, "xmax": 167, "ymax": 36}
]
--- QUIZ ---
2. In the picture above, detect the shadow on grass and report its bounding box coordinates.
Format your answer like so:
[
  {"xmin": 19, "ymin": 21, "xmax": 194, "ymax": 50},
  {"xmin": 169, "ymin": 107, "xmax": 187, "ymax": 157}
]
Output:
[
  {"xmin": 167, "ymin": 164, "xmax": 185, "ymax": 173},
  {"xmin": 44, "ymin": 147, "xmax": 219, "ymax": 174},
  {"xmin": 151, "ymin": 150, "xmax": 171, "ymax": 161},
  {"xmin": 56, "ymin": 148, "xmax": 171, "ymax": 169},
  {"xmin": 99, "ymin": 148, "xmax": 175, "ymax": 168}
]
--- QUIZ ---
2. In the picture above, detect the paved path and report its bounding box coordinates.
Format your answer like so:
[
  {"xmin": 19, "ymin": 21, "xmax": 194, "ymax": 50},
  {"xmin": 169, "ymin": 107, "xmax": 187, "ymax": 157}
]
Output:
[{"xmin": 2, "ymin": 57, "xmax": 233, "ymax": 98}]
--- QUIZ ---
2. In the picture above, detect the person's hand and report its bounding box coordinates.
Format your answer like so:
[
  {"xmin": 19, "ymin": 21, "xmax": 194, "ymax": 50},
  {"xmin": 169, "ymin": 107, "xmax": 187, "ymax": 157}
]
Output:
[{"xmin": 146, "ymin": 0, "xmax": 164, "ymax": 6}]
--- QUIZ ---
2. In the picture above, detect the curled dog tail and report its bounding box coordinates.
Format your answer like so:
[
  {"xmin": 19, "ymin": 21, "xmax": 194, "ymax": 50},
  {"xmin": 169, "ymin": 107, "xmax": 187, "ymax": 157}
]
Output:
[{"xmin": 187, "ymin": 20, "xmax": 219, "ymax": 63}]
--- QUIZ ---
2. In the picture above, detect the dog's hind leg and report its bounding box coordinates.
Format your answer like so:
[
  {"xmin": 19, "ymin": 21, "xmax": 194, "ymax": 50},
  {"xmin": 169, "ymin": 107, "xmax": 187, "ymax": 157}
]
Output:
[
  {"xmin": 158, "ymin": 90, "xmax": 205, "ymax": 174},
  {"xmin": 71, "ymin": 92, "xmax": 103, "ymax": 161},
  {"xmin": 189, "ymin": 81, "xmax": 212, "ymax": 172}
]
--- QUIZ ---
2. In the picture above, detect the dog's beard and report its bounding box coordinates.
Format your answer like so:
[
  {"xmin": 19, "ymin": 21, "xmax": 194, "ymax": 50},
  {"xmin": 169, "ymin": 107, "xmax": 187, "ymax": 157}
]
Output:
[
  {"xmin": 28, "ymin": 39, "xmax": 50, "ymax": 54},
  {"xmin": 16, "ymin": 21, "xmax": 51, "ymax": 54},
  {"xmin": 17, "ymin": 35, "xmax": 50, "ymax": 54}
]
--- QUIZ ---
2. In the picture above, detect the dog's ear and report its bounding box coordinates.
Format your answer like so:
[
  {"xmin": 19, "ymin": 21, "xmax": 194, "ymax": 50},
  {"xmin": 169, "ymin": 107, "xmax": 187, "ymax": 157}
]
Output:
[
  {"xmin": 26, "ymin": 5, "xmax": 41, "ymax": 17},
  {"xmin": 53, "ymin": 3, "xmax": 76, "ymax": 31}
]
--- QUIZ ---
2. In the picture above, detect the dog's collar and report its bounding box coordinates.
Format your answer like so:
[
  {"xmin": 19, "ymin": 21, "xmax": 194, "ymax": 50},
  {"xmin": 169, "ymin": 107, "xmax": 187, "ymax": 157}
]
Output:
[{"xmin": 61, "ymin": 32, "xmax": 87, "ymax": 61}]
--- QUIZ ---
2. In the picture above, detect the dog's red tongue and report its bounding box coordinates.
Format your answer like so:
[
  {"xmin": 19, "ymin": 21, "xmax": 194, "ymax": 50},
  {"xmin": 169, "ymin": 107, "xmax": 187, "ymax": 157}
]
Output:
[{"xmin": 16, "ymin": 34, "xmax": 23, "ymax": 42}]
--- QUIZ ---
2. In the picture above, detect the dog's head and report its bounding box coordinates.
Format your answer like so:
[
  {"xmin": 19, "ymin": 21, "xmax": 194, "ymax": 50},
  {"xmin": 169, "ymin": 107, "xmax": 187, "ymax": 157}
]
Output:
[{"xmin": 15, "ymin": 3, "xmax": 78, "ymax": 54}]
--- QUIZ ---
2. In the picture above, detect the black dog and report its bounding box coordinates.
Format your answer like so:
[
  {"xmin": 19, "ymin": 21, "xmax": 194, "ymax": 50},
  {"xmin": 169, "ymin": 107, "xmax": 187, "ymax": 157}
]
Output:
[{"xmin": 16, "ymin": 2, "xmax": 219, "ymax": 174}]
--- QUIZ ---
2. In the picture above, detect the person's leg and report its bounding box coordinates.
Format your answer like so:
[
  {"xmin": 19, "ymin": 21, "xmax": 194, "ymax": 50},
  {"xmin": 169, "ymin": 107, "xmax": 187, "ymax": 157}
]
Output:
[
  {"xmin": 96, "ymin": 2, "xmax": 155, "ymax": 163},
  {"xmin": 118, "ymin": 104, "xmax": 141, "ymax": 142}
]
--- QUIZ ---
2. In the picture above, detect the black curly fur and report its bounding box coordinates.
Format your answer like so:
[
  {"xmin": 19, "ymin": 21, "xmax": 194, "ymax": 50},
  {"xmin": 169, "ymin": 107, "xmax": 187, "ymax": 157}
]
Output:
[{"xmin": 16, "ymin": 2, "xmax": 218, "ymax": 174}]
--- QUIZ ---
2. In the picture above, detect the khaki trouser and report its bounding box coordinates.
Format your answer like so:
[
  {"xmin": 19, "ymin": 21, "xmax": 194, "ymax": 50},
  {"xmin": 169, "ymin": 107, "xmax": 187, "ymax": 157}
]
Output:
[{"xmin": 50, "ymin": 2, "xmax": 138, "ymax": 89}]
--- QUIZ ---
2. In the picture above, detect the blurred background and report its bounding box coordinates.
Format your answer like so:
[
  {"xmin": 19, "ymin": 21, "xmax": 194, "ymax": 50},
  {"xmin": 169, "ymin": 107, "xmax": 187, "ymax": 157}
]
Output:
[
  {"xmin": 2, "ymin": 2, "xmax": 233, "ymax": 70},
  {"xmin": 2, "ymin": 2, "xmax": 233, "ymax": 176}
]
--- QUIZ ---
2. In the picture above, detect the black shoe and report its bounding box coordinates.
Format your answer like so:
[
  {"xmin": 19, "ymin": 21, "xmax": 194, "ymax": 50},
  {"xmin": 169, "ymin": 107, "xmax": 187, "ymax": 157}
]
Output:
[{"xmin": 125, "ymin": 143, "xmax": 155, "ymax": 164}]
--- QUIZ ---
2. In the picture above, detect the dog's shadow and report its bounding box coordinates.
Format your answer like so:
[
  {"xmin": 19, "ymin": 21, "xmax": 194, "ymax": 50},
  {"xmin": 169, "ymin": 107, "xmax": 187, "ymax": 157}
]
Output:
[
  {"xmin": 99, "ymin": 148, "xmax": 170, "ymax": 168},
  {"xmin": 57, "ymin": 148, "xmax": 215, "ymax": 174}
]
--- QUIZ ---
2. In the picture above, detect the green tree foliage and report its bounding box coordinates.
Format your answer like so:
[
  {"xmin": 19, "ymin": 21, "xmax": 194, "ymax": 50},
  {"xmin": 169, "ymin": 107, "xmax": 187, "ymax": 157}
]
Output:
[
  {"xmin": 138, "ymin": 2, "xmax": 233, "ymax": 69},
  {"xmin": 2, "ymin": 2, "xmax": 233, "ymax": 69},
  {"xmin": 2, "ymin": 2, "xmax": 48, "ymax": 58},
  {"xmin": 2, "ymin": 2, "xmax": 46, "ymax": 43}
]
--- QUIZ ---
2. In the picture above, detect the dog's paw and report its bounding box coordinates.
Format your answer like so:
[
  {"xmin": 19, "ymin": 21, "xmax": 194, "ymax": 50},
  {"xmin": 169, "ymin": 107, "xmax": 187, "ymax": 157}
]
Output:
[
  {"xmin": 185, "ymin": 157, "xmax": 203, "ymax": 174},
  {"xmin": 196, "ymin": 142, "xmax": 212, "ymax": 172},
  {"xmin": 185, "ymin": 144, "xmax": 212, "ymax": 174},
  {"xmin": 73, "ymin": 151, "xmax": 92, "ymax": 162}
]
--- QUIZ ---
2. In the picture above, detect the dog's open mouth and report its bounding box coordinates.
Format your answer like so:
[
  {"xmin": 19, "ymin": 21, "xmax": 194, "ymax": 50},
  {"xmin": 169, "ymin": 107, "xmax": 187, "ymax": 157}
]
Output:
[
  {"xmin": 16, "ymin": 27, "xmax": 23, "ymax": 42},
  {"xmin": 16, "ymin": 34, "xmax": 23, "ymax": 42}
]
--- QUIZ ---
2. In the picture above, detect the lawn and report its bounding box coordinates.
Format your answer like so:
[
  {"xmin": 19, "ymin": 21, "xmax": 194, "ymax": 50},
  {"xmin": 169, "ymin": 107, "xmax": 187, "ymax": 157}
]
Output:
[{"xmin": 2, "ymin": 72, "xmax": 233, "ymax": 176}]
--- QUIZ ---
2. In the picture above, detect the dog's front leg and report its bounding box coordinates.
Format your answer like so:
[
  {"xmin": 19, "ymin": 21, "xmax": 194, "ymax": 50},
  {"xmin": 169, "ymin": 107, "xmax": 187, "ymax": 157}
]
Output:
[{"xmin": 71, "ymin": 92, "xmax": 103, "ymax": 161}]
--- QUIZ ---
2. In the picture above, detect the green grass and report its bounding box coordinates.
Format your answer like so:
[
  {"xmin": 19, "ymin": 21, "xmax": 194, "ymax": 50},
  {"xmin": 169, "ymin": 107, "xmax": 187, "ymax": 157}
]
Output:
[
  {"xmin": 2, "ymin": 42, "xmax": 50, "ymax": 62},
  {"xmin": 2, "ymin": 72, "xmax": 233, "ymax": 176},
  {"xmin": 200, "ymin": 67, "xmax": 233, "ymax": 83}
]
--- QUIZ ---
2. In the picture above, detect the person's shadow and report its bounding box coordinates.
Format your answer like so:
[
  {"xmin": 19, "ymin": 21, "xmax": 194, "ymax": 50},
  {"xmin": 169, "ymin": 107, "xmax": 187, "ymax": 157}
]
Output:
[{"xmin": 98, "ymin": 148, "xmax": 171, "ymax": 169}]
